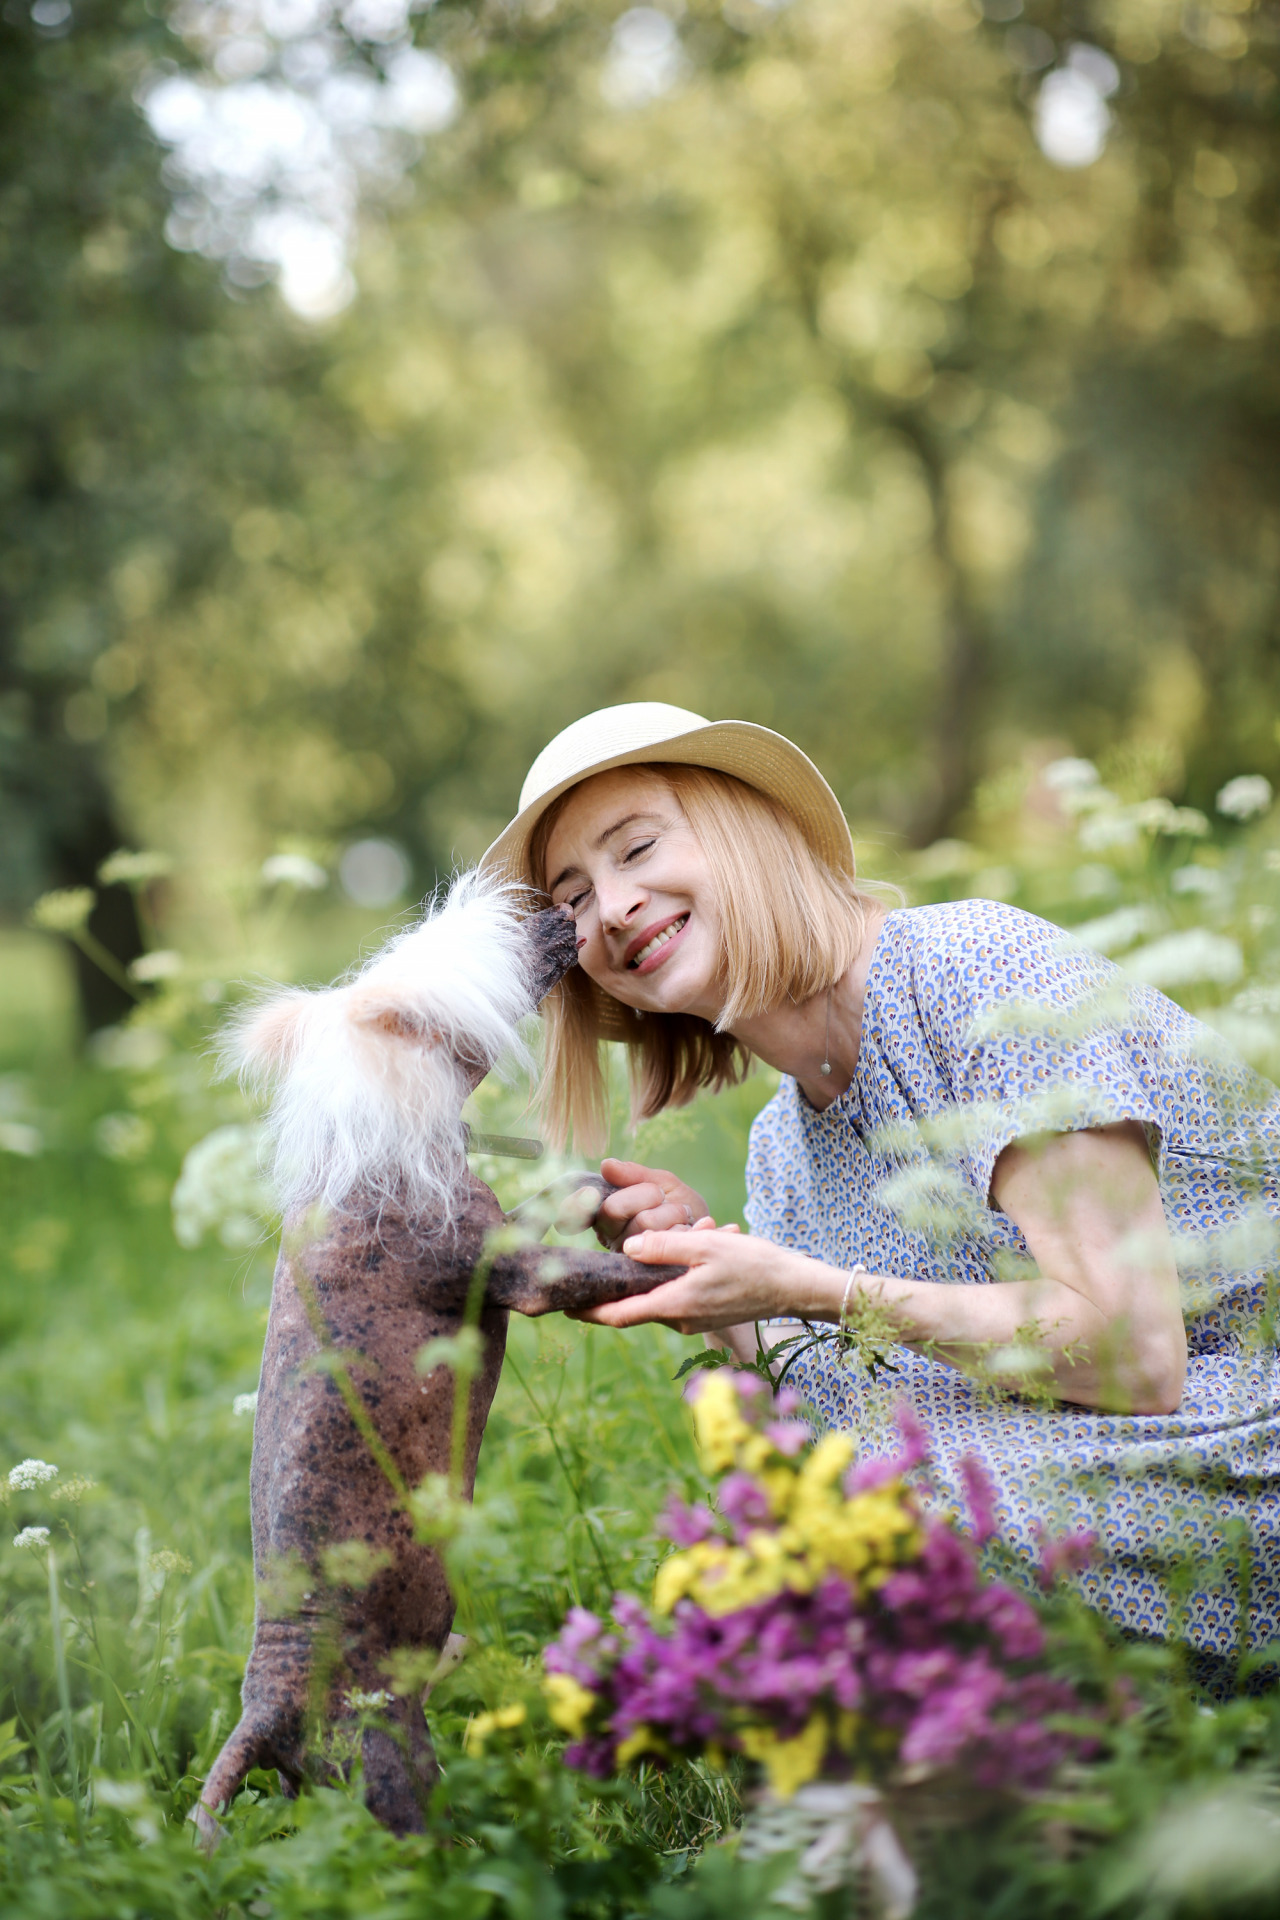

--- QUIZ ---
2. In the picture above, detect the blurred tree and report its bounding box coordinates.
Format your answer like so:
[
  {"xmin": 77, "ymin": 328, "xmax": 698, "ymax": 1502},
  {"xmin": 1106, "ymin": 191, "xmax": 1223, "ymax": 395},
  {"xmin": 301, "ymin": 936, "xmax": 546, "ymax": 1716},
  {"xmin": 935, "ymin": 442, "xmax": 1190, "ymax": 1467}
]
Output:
[
  {"xmin": 0, "ymin": 0, "xmax": 224, "ymax": 1022},
  {"xmin": 5, "ymin": 0, "xmax": 1278, "ymax": 979}
]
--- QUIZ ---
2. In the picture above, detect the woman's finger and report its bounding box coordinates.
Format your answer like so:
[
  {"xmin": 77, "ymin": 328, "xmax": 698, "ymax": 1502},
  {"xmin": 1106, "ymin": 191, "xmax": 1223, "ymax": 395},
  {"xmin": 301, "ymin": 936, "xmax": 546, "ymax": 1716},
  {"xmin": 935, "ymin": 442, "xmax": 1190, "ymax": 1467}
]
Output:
[
  {"xmin": 622, "ymin": 1227, "xmax": 706, "ymax": 1264},
  {"xmin": 628, "ymin": 1203, "xmax": 698, "ymax": 1234},
  {"xmin": 597, "ymin": 1181, "xmax": 667, "ymax": 1227},
  {"xmin": 567, "ymin": 1279, "xmax": 698, "ymax": 1329}
]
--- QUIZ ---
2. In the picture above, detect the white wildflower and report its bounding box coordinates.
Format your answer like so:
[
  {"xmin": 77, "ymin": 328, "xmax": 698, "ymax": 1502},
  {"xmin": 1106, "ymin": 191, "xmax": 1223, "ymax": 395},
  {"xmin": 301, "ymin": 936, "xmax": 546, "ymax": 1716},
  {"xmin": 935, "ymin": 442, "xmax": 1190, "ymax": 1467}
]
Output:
[
  {"xmin": 1078, "ymin": 807, "xmax": 1140, "ymax": 852},
  {"xmin": 1232, "ymin": 983, "xmax": 1280, "ymax": 1016},
  {"xmin": 1071, "ymin": 905, "xmax": 1162, "ymax": 955},
  {"xmin": 911, "ymin": 839, "xmax": 977, "ymax": 882},
  {"xmin": 9, "ymin": 1459, "xmax": 58, "ymax": 1491},
  {"xmin": 262, "ymin": 853, "xmax": 328, "ymax": 891},
  {"xmin": 1172, "ymin": 866, "xmax": 1228, "ymax": 898},
  {"xmin": 94, "ymin": 1778, "xmax": 149, "ymax": 1811},
  {"xmin": 13, "ymin": 1527, "xmax": 51, "ymax": 1551},
  {"xmin": 1042, "ymin": 757, "xmax": 1101, "ymax": 796},
  {"xmin": 232, "ymin": 1391, "xmax": 258, "ymax": 1419},
  {"xmin": 50, "ymin": 1475, "xmax": 95, "ymax": 1505},
  {"xmin": 1125, "ymin": 930, "xmax": 1244, "ymax": 989},
  {"xmin": 0, "ymin": 1123, "xmax": 42, "ymax": 1157},
  {"xmin": 93, "ymin": 1112, "xmax": 154, "ymax": 1162},
  {"xmin": 128, "ymin": 950, "xmax": 183, "ymax": 984},
  {"xmin": 29, "ymin": 888, "xmax": 94, "ymax": 935},
  {"xmin": 1163, "ymin": 807, "xmax": 1210, "ymax": 838},
  {"xmin": 344, "ymin": 1688, "xmax": 393, "ymax": 1711},
  {"xmin": 97, "ymin": 849, "xmax": 173, "ymax": 887},
  {"xmin": 969, "ymin": 866, "xmax": 1016, "ymax": 902},
  {"xmin": 172, "ymin": 1124, "xmax": 273, "ymax": 1249},
  {"xmin": 1073, "ymin": 863, "xmax": 1120, "ymax": 901},
  {"xmin": 148, "ymin": 1547, "xmax": 192, "ymax": 1576},
  {"xmin": 1217, "ymin": 775, "xmax": 1273, "ymax": 821},
  {"xmin": 1127, "ymin": 798, "xmax": 1209, "ymax": 837},
  {"xmin": 88, "ymin": 1025, "xmax": 169, "ymax": 1071}
]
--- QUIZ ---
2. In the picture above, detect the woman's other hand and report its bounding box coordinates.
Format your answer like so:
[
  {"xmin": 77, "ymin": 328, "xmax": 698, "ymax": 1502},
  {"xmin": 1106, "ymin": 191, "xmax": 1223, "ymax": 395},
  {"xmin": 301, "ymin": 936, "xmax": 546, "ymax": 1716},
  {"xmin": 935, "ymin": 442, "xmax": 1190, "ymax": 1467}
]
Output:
[
  {"xmin": 568, "ymin": 1222, "xmax": 802, "ymax": 1333},
  {"xmin": 594, "ymin": 1158, "xmax": 713, "ymax": 1248}
]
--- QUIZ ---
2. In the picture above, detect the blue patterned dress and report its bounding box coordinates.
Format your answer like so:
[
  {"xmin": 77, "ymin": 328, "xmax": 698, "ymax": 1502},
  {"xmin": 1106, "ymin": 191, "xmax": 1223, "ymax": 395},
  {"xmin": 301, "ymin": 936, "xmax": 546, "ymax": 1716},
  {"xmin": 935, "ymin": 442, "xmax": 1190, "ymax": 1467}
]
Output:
[{"xmin": 745, "ymin": 898, "xmax": 1280, "ymax": 1657}]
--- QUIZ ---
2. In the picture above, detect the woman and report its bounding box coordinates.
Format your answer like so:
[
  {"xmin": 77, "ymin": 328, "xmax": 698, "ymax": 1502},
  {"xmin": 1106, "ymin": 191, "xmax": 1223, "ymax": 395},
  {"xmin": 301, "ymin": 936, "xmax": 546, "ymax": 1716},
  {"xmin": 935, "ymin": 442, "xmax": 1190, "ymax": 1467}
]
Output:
[{"xmin": 485, "ymin": 703, "xmax": 1280, "ymax": 1675}]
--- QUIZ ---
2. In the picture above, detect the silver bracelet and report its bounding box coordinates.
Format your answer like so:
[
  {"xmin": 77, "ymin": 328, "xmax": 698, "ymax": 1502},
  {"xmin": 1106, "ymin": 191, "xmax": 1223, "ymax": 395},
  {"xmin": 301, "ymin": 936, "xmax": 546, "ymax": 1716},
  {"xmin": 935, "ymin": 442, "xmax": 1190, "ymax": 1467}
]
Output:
[{"xmin": 839, "ymin": 1263, "xmax": 868, "ymax": 1329}]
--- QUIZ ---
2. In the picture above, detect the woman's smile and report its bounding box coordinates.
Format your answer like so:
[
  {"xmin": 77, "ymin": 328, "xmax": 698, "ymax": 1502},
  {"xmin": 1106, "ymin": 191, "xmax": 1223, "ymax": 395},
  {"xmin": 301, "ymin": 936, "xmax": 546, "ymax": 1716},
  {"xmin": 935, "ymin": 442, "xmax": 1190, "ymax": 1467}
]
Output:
[
  {"xmin": 542, "ymin": 768, "xmax": 725, "ymax": 1023},
  {"xmin": 626, "ymin": 912, "xmax": 690, "ymax": 972}
]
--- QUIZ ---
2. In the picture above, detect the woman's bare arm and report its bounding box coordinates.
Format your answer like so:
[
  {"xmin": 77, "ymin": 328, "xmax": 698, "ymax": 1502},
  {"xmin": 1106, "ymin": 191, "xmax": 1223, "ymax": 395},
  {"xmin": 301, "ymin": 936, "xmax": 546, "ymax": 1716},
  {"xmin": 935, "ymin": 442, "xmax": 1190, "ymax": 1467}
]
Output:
[{"xmin": 573, "ymin": 1123, "xmax": 1186, "ymax": 1416}]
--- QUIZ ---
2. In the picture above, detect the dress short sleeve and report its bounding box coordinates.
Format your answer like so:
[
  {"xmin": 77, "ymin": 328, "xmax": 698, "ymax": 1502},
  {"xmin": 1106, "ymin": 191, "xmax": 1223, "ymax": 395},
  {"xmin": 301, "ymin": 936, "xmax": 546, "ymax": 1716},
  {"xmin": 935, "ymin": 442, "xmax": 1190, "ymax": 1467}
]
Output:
[{"xmin": 899, "ymin": 899, "xmax": 1164, "ymax": 1204}]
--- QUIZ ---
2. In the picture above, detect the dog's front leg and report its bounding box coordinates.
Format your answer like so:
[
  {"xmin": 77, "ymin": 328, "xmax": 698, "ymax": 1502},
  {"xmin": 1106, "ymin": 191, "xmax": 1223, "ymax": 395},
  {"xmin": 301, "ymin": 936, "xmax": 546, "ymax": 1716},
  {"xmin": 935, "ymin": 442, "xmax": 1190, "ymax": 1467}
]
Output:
[{"xmin": 485, "ymin": 1243, "xmax": 687, "ymax": 1317}]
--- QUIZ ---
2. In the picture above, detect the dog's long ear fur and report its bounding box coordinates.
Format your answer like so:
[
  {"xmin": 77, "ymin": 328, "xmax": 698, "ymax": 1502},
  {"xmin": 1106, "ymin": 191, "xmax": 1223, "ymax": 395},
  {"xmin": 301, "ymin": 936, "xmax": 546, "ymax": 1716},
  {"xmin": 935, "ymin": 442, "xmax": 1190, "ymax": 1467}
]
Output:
[{"xmin": 220, "ymin": 871, "xmax": 537, "ymax": 1225}]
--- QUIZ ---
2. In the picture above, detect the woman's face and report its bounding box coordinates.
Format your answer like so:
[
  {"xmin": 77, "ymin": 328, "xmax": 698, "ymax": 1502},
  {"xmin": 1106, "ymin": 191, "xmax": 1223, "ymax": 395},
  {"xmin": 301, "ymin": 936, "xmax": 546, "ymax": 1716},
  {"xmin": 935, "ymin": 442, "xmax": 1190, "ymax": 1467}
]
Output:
[{"xmin": 541, "ymin": 768, "xmax": 725, "ymax": 1023}]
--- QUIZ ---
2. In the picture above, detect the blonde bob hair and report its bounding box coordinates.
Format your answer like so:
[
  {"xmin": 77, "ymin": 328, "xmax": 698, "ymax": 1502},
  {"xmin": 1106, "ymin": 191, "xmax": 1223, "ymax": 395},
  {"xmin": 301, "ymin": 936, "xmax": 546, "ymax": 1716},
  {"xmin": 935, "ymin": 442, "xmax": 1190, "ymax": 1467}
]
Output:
[{"xmin": 527, "ymin": 763, "xmax": 877, "ymax": 1150}]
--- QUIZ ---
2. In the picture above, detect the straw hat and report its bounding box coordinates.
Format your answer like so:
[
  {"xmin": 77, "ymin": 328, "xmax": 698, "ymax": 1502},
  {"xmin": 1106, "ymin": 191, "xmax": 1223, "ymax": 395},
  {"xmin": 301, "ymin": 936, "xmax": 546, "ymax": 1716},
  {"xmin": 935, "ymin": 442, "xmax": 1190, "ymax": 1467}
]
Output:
[
  {"xmin": 482, "ymin": 704, "xmax": 854, "ymax": 1042},
  {"xmin": 483, "ymin": 701, "xmax": 854, "ymax": 888}
]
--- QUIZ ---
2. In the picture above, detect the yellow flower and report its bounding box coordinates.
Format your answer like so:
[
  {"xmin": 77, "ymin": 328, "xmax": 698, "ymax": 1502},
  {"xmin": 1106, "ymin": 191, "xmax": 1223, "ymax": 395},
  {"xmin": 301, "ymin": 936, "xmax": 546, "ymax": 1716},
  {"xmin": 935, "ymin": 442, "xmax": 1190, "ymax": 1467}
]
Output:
[
  {"xmin": 799, "ymin": 1432, "xmax": 856, "ymax": 1493},
  {"xmin": 691, "ymin": 1372, "xmax": 752, "ymax": 1473},
  {"xmin": 543, "ymin": 1672, "xmax": 598, "ymax": 1739},
  {"xmin": 740, "ymin": 1713, "xmax": 828, "ymax": 1798},
  {"xmin": 788, "ymin": 1469, "xmax": 918, "ymax": 1588},
  {"xmin": 654, "ymin": 1536, "xmax": 798, "ymax": 1617},
  {"xmin": 833, "ymin": 1709, "xmax": 859, "ymax": 1752},
  {"xmin": 615, "ymin": 1723, "xmax": 670, "ymax": 1766},
  {"xmin": 464, "ymin": 1702, "xmax": 527, "ymax": 1754}
]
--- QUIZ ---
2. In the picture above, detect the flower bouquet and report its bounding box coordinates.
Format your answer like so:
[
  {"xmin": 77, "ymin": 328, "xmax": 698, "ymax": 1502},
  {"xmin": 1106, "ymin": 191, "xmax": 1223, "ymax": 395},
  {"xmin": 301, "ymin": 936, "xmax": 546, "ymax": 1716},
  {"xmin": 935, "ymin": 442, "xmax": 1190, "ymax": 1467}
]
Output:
[{"xmin": 543, "ymin": 1372, "xmax": 1096, "ymax": 1916}]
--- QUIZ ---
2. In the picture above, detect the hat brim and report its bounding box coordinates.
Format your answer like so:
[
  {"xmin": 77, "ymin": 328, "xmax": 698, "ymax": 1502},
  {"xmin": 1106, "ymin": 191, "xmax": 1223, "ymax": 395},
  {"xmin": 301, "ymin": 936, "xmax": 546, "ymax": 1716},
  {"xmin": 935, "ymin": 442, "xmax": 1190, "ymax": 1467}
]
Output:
[{"xmin": 483, "ymin": 719, "xmax": 854, "ymax": 889}]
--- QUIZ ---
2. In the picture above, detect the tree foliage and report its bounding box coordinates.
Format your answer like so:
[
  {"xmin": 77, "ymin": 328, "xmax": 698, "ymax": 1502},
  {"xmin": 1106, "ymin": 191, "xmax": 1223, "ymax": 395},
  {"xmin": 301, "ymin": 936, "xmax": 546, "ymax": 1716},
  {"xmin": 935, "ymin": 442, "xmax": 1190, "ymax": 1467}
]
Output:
[{"xmin": 3, "ymin": 0, "xmax": 1278, "ymax": 997}]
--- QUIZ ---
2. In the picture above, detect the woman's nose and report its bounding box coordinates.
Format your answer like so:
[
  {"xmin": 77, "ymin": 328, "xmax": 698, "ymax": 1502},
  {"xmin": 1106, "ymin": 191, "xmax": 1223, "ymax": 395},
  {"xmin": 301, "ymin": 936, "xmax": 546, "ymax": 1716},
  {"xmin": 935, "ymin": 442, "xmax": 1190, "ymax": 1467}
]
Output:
[{"xmin": 594, "ymin": 871, "xmax": 645, "ymax": 931}]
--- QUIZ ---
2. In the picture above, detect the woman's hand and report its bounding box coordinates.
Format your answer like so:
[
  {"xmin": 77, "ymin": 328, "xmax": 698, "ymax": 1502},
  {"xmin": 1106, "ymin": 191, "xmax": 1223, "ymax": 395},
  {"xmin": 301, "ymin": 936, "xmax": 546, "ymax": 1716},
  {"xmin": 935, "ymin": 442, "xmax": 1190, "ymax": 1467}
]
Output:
[
  {"xmin": 568, "ymin": 1224, "xmax": 823, "ymax": 1332},
  {"xmin": 593, "ymin": 1158, "xmax": 713, "ymax": 1249}
]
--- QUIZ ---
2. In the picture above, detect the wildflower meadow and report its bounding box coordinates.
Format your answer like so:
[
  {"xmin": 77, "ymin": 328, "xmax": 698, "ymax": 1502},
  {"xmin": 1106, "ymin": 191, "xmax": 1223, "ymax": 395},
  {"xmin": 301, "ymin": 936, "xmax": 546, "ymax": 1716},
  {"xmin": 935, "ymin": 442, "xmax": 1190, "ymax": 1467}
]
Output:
[{"xmin": 3, "ymin": 757, "xmax": 1280, "ymax": 1917}]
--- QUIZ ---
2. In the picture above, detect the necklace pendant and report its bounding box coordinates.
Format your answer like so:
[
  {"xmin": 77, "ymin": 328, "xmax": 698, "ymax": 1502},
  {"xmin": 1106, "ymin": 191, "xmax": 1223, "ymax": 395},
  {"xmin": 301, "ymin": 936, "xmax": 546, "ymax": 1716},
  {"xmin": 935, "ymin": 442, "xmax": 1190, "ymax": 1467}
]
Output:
[{"xmin": 819, "ymin": 1061, "xmax": 832, "ymax": 1076}]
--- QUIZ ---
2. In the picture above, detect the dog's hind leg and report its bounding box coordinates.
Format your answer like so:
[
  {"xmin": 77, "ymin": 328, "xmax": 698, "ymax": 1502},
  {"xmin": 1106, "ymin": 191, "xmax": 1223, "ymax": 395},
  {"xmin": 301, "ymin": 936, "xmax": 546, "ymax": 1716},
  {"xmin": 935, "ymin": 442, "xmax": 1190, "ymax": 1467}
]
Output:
[
  {"xmin": 194, "ymin": 1706, "xmax": 305, "ymax": 1847},
  {"xmin": 359, "ymin": 1706, "xmax": 438, "ymax": 1836}
]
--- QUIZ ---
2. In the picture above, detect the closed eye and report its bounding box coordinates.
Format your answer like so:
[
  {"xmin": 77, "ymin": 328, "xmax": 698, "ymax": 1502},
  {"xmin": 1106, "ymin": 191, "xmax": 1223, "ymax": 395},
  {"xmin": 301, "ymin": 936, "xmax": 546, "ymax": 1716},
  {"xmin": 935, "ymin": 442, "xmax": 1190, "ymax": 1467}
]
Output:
[{"xmin": 622, "ymin": 839, "xmax": 656, "ymax": 864}]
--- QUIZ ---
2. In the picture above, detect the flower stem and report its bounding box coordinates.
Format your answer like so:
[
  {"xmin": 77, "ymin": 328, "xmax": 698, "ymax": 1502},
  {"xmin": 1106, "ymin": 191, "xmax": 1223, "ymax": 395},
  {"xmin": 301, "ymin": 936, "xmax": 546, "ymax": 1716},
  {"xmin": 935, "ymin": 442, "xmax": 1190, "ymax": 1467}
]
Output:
[
  {"xmin": 47, "ymin": 1549, "xmax": 83, "ymax": 1837},
  {"xmin": 72, "ymin": 929, "xmax": 142, "ymax": 1000}
]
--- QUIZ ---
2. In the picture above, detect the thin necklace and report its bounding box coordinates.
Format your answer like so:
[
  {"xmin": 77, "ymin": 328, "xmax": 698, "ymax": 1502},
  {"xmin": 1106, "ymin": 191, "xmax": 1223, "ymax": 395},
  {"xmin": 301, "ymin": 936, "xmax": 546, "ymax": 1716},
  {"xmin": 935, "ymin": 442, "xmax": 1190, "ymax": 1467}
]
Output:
[{"xmin": 819, "ymin": 986, "xmax": 832, "ymax": 1077}]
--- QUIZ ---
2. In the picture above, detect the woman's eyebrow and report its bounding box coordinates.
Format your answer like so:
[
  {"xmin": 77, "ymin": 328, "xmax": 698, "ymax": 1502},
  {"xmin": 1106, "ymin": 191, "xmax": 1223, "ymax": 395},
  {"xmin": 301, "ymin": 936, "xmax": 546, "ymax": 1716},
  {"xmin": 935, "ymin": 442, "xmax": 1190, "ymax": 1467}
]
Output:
[
  {"xmin": 547, "ymin": 812, "xmax": 663, "ymax": 894},
  {"xmin": 594, "ymin": 811, "xmax": 661, "ymax": 850}
]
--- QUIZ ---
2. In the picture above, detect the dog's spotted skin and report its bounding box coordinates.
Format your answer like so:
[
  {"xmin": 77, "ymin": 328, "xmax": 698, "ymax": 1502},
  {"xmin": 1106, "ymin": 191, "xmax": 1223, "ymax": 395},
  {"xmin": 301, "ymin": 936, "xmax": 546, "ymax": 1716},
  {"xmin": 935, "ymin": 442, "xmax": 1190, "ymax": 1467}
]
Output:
[{"xmin": 196, "ymin": 909, "xmax": 682, "ymax": 1842}]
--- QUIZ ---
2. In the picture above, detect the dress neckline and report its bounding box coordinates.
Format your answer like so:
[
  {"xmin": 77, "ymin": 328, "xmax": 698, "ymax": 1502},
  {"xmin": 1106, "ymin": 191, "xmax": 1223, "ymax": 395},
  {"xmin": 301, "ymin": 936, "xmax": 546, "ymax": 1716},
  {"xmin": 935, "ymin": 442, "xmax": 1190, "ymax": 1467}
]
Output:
[{"xmin": 795, "ymin": 907, "xmax": 902, "ymax": 1121}]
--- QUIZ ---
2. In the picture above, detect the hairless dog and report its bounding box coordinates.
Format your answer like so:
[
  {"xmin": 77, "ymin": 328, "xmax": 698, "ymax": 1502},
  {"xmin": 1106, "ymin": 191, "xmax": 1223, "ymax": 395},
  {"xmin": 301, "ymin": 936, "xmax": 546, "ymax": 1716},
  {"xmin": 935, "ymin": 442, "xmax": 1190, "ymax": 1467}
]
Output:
[{"xmin": 196, "ymin": 884, "xmax": 682, "ymax": 1843}]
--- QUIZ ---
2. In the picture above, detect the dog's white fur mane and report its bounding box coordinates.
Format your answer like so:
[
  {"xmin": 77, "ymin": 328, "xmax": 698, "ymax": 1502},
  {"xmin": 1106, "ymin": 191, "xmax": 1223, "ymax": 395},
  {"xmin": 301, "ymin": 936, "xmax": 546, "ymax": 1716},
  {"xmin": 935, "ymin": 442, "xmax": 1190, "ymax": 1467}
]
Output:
[{"xmin": 222, "ymin": 869, "xmax": 536, "ymax": 1226}]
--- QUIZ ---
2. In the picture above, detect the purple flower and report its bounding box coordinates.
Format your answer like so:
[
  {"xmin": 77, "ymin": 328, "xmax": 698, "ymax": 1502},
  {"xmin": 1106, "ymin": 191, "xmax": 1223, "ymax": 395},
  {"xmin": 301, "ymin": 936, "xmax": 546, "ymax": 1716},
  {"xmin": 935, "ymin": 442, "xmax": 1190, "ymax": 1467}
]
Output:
[
  {"xmin": 892, "ymin": 1401, "xmax": 930, "ymax": 1470},
  {"xmin": 1037, "ymin": 1527, "xmax": 1098, "ymax": 1588},
  {"xmin": 565, "ymin": 1734, "xmax": 617, "ymax": 1778},
  {"xmin": 659, "ymin": 1497, "xmax": 717, "ymax": 1547},
  {"xmin": 719, "ymin": 1471, "xmax": 771, "ymax": 1529},
  {"xmin": 958, "ymin": 1454, "xmax": 998, "ymax": 1543},
  {"xmin": 845, "ymin": 1457, "xmax": 900, "ymax": 1495},
  {"xmin": 545, "ymin": 1606, "xmax": 617, "ymax": 1686},
  {"xmin": 763, "ymin": 1419, "xmax": 811, "ymax": 1457}
]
